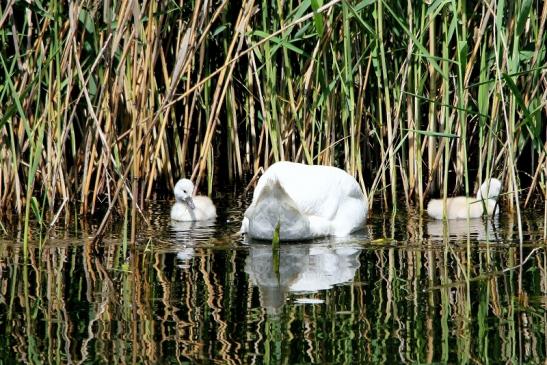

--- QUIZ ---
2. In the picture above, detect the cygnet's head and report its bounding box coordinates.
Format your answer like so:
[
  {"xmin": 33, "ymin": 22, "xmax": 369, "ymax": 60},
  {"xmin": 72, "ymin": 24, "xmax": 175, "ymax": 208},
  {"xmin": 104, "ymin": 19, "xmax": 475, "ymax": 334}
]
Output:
[
  {"xmin": 174, "ymin": 179, "xmax": 195, "ymax": 209},
  {"xmin": 476, "ymin": 178, "xmax": 501, "ymax": 200}
]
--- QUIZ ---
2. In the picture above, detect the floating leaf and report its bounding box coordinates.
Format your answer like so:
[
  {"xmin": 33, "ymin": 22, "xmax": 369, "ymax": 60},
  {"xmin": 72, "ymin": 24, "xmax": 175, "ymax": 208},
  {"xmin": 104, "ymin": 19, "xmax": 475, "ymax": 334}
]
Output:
[{"xmin": 371, "ymin": 237, "xmax": 391, "ymax": 245}]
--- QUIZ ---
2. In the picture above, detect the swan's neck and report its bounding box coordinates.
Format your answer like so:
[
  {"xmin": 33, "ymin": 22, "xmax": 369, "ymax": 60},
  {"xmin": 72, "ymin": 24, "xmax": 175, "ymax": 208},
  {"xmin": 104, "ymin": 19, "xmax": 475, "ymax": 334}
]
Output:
[
  {"xmin": 484, "ymin": 198, "xmax": 498, "ymax": 216},
  {"xmin": 476, "ymin": 183, "xmax": 499, "ymax": 200},
  {"xmin": 474, "ymin": 197, "xmax": 498, "ymax": 216},
  {"xmin": 176, "ymin": 195, "xmax": 196, "ymax": 210},
  {"xmin": 180, "ymin": 200, "xmax": 197, "ymax": 219}
]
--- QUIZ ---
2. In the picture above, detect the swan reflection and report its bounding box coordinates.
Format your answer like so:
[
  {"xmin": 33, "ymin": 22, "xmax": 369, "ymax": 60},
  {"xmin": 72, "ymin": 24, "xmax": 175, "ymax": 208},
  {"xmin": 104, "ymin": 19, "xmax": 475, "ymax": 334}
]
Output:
[
  {"xmin": 171, "ymin": 220, "xmax": 216, "ymax": 267},
  {"xmin": 427, "ymin": 217, "xmax": 500, "ymax": 242},
  {"xmin": 245, "ymin": 243, "xmax": 361, "ymax": 314}
]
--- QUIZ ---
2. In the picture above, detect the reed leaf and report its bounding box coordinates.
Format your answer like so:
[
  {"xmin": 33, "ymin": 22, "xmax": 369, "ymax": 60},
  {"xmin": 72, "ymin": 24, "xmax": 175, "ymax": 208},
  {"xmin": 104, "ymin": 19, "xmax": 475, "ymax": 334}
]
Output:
[{"xmin": 0, "ymin": 0, "xmax": 544, "ymax": 223}]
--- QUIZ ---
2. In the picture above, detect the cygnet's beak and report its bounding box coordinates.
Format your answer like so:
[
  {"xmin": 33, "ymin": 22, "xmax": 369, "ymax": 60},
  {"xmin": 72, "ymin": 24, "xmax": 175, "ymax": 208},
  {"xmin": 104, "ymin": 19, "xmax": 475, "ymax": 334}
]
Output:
[{"xmin": 185, "ymin": 196, "xmax": 195, "ymax": 209}]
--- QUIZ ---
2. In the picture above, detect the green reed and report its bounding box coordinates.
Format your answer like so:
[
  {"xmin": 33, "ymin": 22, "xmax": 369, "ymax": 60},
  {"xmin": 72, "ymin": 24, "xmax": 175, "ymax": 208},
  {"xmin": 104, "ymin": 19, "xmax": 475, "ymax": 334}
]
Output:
[{"xmin": 0, "ymin": 0, "xmax": 546, "ymax": 226}]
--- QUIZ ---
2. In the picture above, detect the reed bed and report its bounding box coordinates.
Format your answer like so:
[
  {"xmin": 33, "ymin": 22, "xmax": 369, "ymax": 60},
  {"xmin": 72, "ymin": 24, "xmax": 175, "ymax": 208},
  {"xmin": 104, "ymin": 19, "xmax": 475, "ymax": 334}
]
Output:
[{"xmin": 0, "ymin": 0, "xmax": 546, "ymax": 222}]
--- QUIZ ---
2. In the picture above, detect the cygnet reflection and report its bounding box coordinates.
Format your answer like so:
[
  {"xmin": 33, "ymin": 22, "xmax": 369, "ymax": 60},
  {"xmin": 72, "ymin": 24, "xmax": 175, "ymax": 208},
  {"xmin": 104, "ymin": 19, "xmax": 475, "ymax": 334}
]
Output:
[
  {"xmin": 427, "ymin": 217, "xmax": 500, "ymax": 242},
  {"xmin": 245, "ymin": 243, "xmax": 362, "ymax": 314},
  {"xmin": 171, "ymin": 220, "xmax": 216, "ymax": 267}
]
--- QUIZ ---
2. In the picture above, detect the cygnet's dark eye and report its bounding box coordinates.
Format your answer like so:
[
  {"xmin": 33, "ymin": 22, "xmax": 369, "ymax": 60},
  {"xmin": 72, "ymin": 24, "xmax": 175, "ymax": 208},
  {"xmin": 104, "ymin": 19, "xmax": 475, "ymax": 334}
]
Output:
[{"xmin": 183, "ymin": 190, "xmax": 187, "ymax": 193}]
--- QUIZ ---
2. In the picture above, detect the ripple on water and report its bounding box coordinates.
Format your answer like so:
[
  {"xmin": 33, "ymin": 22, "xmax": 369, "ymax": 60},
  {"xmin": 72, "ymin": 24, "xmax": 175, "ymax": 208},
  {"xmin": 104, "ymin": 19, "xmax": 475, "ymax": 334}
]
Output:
[{"xmin": 0, "ymin": 194, "xmax": 546, "ymax": 364}]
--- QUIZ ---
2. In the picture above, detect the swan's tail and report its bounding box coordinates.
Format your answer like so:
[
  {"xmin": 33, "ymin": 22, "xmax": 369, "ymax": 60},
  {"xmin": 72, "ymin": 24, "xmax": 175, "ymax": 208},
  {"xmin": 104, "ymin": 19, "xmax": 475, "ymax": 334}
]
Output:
[
  {"xmin": 244, "ymin": 180, "xmax": 312, "ymax": 241},
  {"xmin": 426, "ymin": 199, "xmax": 445, "ymax": 220}
]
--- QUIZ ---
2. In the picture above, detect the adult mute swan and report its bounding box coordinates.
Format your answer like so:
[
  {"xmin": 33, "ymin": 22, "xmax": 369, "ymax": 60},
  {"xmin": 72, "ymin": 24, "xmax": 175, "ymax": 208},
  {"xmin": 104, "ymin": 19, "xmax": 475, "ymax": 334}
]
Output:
[
  {"xmin": 427, "ymin": 178, "xmax": 501, "ymax": 220},
  {"xmin": 171, "ymin": 179, "xmax": 217, "ymax": 221},
  {"xmin": 240, "ymin": 161, "xmax": 368, "ymax": 240}
]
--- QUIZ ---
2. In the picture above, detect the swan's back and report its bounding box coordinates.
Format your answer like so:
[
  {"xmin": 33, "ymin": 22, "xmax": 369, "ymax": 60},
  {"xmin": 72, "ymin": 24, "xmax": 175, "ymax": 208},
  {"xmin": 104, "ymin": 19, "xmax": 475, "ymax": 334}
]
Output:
[
  {"xmin": 427, "ymin": 178, "xmax": 501, "ymax": 220},
  {"xmin": 427, "ymin": 197, "xmax": 498, "ymax": 219},
  {"xmin": 243, "ymin": 162, "xmax": 368, "ymax": 240},
  {"xmin": 171, "ymin": 196, "xmax": 216, "ymax": 221},
  {"xmin": 252, "ymin": 162, "xmax": 365, "ymax": 218},
  {"xmin": 427, "ymin": 197, "xmax": 482, "ymax": 219},
  {"xmin": 193, "ymin": 196, "xmax": 217, "ymax": 219}
]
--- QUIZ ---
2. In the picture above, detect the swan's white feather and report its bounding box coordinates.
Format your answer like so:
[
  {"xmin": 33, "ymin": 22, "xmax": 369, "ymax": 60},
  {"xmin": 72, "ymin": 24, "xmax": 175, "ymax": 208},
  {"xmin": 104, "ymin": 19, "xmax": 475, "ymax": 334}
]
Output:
[
  {"xmin": 241, "ymin": 161, "xmax": 368, "ymax": 240},
  {"xmin": 171, "ymin": 179, "xmax": 216, "ymax": 221},
  {"xmin": 171, "ymin": 196, "xmax": 217, "ymax": 221},
  {"xmin": 427, "ymin": 178, "xmax": 501, "ymax": 220}
]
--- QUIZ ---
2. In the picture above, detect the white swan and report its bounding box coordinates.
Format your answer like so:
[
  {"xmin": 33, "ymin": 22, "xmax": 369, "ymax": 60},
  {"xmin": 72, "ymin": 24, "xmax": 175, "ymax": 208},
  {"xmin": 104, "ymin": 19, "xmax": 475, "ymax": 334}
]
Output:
[
  {"xmin": 240, "ymin": 161, "xmax": 368, "ymax": 240},
  {"xmin": 427, "ymin": 178, "xmax": 501, "ymax": 220},
  {"xmin": 170, "ymin": 179, "xmax": 217, "ymax": 221}
]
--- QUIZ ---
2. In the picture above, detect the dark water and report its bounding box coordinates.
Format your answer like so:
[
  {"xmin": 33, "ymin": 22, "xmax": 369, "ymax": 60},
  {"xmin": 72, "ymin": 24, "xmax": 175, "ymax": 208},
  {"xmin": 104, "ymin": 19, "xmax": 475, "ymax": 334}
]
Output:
[{"xmin": 1, "ymin": 191, "xmax": 546, "ymax": 364}]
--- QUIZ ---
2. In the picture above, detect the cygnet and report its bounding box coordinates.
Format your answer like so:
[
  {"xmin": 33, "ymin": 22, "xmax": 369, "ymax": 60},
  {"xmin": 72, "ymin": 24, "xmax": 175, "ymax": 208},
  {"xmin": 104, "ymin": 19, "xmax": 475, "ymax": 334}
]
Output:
[{"xmin": 171, "ymin": 179, "xmax": 217, "ymax": 221}]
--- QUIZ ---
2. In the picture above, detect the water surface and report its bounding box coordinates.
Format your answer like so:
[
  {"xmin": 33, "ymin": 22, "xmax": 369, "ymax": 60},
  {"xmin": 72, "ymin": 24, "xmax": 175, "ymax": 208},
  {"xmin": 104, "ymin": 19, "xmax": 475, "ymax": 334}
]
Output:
[{"xmin": 1, "ymin": 191, "xmax": 546, "ymax": 364}]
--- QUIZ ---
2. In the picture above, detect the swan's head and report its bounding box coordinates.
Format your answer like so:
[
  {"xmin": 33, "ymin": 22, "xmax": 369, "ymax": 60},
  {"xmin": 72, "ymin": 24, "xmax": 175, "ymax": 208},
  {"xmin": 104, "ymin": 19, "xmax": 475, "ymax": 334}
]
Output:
[
  {"xmin": 174, "ymin": 179, "xmax": 195, "ymax": 209},
  {"xmin": 476, "ymin": 178, "xmax": 501, "ymax": 200}
]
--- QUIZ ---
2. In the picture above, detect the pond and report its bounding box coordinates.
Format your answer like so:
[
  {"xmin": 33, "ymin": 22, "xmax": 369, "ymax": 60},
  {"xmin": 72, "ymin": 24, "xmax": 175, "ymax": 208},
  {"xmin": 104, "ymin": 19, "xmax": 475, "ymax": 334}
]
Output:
[{"xmin": 1, "ymin": 189, "xmax": 546, "ymax": 364}]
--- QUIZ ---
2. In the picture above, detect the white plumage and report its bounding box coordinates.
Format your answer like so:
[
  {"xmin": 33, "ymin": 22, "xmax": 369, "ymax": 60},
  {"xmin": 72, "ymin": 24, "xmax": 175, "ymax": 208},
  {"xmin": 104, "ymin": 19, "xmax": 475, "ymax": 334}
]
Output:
[
  {"xmin": 171, "ymin": 179, "xmax": 217, "ymax": 221},
  {"xmin": 240, "ymin": 161, "xmax": 368, "ymax": 240},
  {"xmin": 427, "ymin": 178, "xmax": 501, "ymax": 220}
]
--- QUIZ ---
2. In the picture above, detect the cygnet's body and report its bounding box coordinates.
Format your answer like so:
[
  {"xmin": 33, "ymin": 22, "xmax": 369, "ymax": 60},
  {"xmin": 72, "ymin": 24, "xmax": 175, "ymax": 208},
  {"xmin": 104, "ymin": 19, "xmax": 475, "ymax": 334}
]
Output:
[
  {"xmin": 171, "ymin": 179, "xmax": 216, "ymax": 221},
  {"xmin": 240, "ymin": 161, "xmax": 368, "ymax": 241},
  {"xmin": 427, "ymin": 178, "xmax": 501, "ymax": 220}
]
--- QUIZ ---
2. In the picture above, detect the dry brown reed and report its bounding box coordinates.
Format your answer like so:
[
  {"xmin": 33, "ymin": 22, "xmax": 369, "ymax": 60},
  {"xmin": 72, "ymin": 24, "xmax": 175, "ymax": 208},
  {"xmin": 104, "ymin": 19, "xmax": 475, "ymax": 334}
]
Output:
[{"xmin": 0, "ymin": 0, "xmax": 546, "ymax": 224}]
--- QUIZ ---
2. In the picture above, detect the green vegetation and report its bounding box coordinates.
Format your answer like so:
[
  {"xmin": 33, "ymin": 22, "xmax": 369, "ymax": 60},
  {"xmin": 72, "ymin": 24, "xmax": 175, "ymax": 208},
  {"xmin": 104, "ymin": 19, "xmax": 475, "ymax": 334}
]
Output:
[
  {"xmin": 1, "ymin": 2, "xmax": 546, "ymax": 361},
  {"xmin": 0, "ymin": 0, "xmax": 546, "ymax": 221}
]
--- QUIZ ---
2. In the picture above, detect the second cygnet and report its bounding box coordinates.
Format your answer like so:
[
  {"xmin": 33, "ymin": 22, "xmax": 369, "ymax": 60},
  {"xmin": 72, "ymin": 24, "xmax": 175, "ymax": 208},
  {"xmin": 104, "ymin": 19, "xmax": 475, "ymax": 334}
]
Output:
[{"xmin": 427, "ymin": 178, "xmax": 501, "ymax": 220}]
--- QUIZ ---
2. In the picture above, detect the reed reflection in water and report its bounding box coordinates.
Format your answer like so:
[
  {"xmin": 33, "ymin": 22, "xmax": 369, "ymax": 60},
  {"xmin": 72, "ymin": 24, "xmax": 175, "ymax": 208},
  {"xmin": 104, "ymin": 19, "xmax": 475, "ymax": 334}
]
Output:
[{"xmin": 0, "ymin": 197, "xmax": 547, "ymax": 364}]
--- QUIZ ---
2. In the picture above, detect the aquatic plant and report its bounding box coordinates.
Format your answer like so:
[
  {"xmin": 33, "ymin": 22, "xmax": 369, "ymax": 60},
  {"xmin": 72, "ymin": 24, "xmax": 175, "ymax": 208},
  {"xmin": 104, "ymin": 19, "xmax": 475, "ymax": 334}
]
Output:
[{"xmin": 0, "ymin": 0, "xmax": 545, "ymax": 222}]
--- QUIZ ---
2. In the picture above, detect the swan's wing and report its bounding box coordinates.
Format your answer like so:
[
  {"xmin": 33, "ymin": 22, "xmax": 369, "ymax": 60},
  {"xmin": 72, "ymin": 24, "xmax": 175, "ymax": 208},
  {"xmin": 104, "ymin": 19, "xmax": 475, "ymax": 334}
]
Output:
[
  {"xmin": 240, "ymin": 217, "xmax": 249, "ymax": 234},
  {"xmin": 428, "ymin": 196, "xmax": 484, "ymax": 219},
  {"xmin": 193, "ymin": 196, "xmax": 217, "ymax": 219},
  {"xmin": 260, "ymin": 162, "xmax": 365, "ymax": 219},
  {"xmin": 246, "ymin": 162, "xmax": 368, "ymax": 239}
]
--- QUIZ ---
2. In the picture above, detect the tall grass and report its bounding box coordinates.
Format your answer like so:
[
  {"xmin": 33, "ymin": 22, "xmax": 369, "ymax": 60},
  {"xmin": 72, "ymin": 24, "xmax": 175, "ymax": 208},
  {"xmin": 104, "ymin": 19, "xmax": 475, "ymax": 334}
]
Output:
[{"xmin": 0, "ymin": 0, "xmax": 546, "ymax": 219}]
